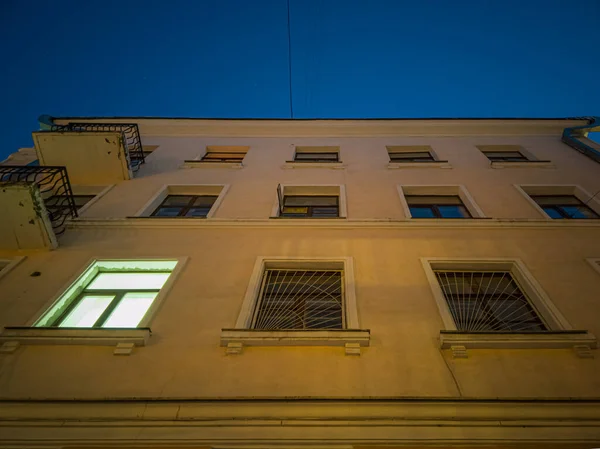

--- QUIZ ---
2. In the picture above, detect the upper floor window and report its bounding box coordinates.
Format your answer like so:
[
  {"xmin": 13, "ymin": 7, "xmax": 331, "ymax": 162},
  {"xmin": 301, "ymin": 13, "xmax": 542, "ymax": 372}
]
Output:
[
  {"xmin": 292, "ymin": 146, "xmax": 340, "ymax": 163},
  {"xmin": 35, "ymin": 260, "xmax": 178, "ymax": 329},
  {"xmin": 482, "ymin": 150, "xmax": 528, "ymax": 162},
  {"xmin": 201, "ymin": 146, "xmax": 248, "ymax": 163},
  {"xmin": 405, "ymin": 195, "xmax": 471, "ymax": 218},
  {"xmin": 530, "ymin": 195, "xmax": 600, "ymax": 219},
  {"xmin": 151, "ymin": 195, "xmax": 218, "ymax": 218},
  {"xmin": 280, "ymin": 195, "xmax": 339, "ymax": 218},
  {"xmin": 387, "ymin": 146, "xmax": 436, "ymax": 162},
  {"xmin": 46, "ymin": 194, "xmax": 95, "ymax": 219}
]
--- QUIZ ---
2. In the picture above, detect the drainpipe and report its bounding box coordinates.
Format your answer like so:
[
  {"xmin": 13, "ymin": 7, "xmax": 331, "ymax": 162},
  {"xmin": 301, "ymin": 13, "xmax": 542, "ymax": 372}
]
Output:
[{"xmin": 561, "ymin": 117, "xmax": 600, "ymax": 164}]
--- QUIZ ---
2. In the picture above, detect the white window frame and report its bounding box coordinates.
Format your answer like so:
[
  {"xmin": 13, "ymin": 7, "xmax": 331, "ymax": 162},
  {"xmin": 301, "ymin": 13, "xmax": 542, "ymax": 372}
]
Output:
[
  {"xmin": 270, "ymin": 184, "xmax": 348, "ymax": 218},
  {"xmin": 420, "ymin": 258, "xmax": 596, "ymax": 353},
  {"xmin": 514, "ymin": 184, "xmax": 600, "ymax": 219},
  {"xmin": 386, "ymin": 145, "xmax": 451, "ymax": 169},
  {"xmin": 134, "ymin": 184, "xmax": 230, "ymax": 219},
  {"xmin": 220, "ymin": 257, "xmax": 368, "ymax": 354},
  {"xmin": 397, "ymin": 185, "xmax": 485, "ymax": 219},
  {"xmin": 0, "ymin": 257, "xmax": 188, "ymax": 353},
  {"xmin": 476, "ymin": 145, "xmax": 554, "ymax": 169},
  {"xmin": 0, "ymin": 256, "xmax": 26, "ymax": 282}
]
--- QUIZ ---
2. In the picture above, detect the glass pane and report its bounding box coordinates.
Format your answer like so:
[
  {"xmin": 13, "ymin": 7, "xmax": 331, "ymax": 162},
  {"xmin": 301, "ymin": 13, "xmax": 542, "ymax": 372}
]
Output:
[
  {"xmin": 295, "ymin": 152, "xmax": 338, "ymax": 160},
  {"xmin": 87, "ymin": 272, "xmax": 171, "ymax": 290},
  {"xmin": 102, "ymin": 292, "xmax": 157, "ymax": 328},
  {"xmin": 542, "ymin": 206, "xmax": 563, "ymax": 219},
  {"xmin": 59, "ymin": 295, "xmax": 114, "ymax": 327},
  {"xmin": 438, "ymin": 205, "xmax": 470, "ymax": 218},
  {"xmin": 560, "ymin": 205, "xmax": 599, "ymax": 219},
  {"xmin": 390, "ymin": 152, "xmax": 433, "ymax": 160},
  {"xmin": 284, "ymin": 196, "xmax": 338, "ymax": 206},
  {"xmin": 312, "ymin": 207, "xmax": 339, "ymax": 217},
  {"xmin": 282, "ymin": 206, "xmax": 309, "ymax": 215},
  {"xmin": 154, "ymin": 207, "xmax": 183, "ymax": 217},
  {"xmin": 532, "ymin": 195, "xmax": 582, "ymax": 205},
  {"xmin": 204, "ymin": 152, "xmax": 244, "ymax": 159},
  {"xmin": 162, "ymin": 196, "xmax": 193, "ymax": 206},
  {"xmin": 192, "ymin": 196, "xmax": 217, "ymax": 206},
  {"xmin": 409, "ymin": 206, "xmax": 436, "ymax": 218},
  {"xmin": 185, "ymin": 207, "xmax": 211, "ymax": 217}
]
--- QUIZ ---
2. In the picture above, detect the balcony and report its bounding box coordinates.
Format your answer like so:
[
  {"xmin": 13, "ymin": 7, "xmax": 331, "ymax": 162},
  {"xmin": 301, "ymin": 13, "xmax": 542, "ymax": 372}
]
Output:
[
  {"xmin": 0, "ymin": 166, "xmax": 77, "ymax": 250},
  {"xmin": 32, "ymin": 119, "xmax": 145, "ymax": 184}
]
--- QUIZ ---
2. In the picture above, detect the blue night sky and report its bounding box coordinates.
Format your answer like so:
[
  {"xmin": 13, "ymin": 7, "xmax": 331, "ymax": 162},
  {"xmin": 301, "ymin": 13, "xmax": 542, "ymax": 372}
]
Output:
[{"xmin": 1, "ymin": 0, "xmax": 599, "ymax": 160}]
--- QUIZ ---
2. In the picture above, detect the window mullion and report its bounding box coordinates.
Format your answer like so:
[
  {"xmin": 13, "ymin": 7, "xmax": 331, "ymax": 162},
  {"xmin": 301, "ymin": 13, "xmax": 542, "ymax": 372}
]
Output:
[
  {"xmin": 94, "ymin": 292, "xmax": 127, "ymax": 328},
  {"xmin": 52, "ymin": 292, "xmax": 87, "ymax": 327}
]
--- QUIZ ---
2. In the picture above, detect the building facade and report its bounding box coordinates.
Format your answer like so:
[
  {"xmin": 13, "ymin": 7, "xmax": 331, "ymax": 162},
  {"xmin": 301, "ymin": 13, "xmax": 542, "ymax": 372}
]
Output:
[{"xmin": 1, "ymin": 117, "xmax": 600, "ymax": 448}]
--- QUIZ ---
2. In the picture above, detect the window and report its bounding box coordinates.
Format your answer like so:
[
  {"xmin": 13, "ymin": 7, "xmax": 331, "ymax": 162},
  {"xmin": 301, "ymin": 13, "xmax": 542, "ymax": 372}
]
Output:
[
  {"xmin": 35, "ymin": 260, "xmax": 178, "ymax": 329},
  {"xmin": 482, "ymin": 151, "xmax": 528, "ymax": 162},
  {"xmin": 137, "ymin": 185, "xmax": 229, "ymax": 219},
  {"xmin": 252, "ymin": 269, "xmax": 344, "ymax": 329},
  {"xmin": 45, "ymin": 194, "xmax": 95, "ymax": 219},
  {"xmin": 201, "ymin": 146, "xmax": 248, "ymax": 163},
  {"xmin": 273, "ymin": 185, "xmax": 347, "ymax": 218},
  {"xmin": 292, "ymin": 146, "xmax": 340, "ymax": 163},
  {"xmin": 280, "ymin": 196, "xmax": 339, "ymax": 218},
  {"xmin": 434, "ymin": 270, "xmax": 546, "ymax": 331},
  {"xmin": 530, "ymin": 195, "xmax": 599, "ymax": 219},
  {"xmin": 151, "ymin": 195, "xmax": 218, "ymax": 217},
  {"xmin": 389, "ymin": 151, "xmax": 435, "ymax": 162},
  {"xmin": 405, "ymin": 195, "xmax": 471, "ymax": 218}
]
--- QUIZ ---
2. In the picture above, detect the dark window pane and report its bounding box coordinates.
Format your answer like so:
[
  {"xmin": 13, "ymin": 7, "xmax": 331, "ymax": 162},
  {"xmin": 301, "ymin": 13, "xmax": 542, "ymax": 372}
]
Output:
[
  {"xmin": 311, "ymin": 207, "xmax": 339, "ymax": 217},
  {"xmin": 560, "ymin": 205, "xmax": 599, "ymax": 219},
  {"xmin": 542, "ymin": 206, "xmax": 563, "ymax": 219},
  {"xmin": 185, "ymin": 207, "xmax": 211, "ymax": 217},
  {"xmin": 389, "ymin": 152, "xmax": 434, "ymax": 161},
  {"xmin": 162, "ymin": 196, "xmax": 194, "ymax": 206},
  {"xmin": 409, "ymin": 206, "xmax": 436, "ymax": 218},
  {"xmin": 405, "ymin": 195, "xmax": 462, "ymax": 205},
  {"xmin": 154, "ymin": 207, "xmax": 183, "ymax": 217},
  {"xmin": 484, "ymin": 151, "xmax": 528, "ymax": 161},
  {"xmin": 294, "ymin": 152, "xmax": 338, "ymax": 161},
  {"xmin": 192, "ymin": 196, "xmax": 218, "ymax": 207},
  {"xmin": 438, "ymin": 205, "xmax": 470, "ymax": 218},
  {"xmin": 202, "ymin": 152, "xmax": 245, "ymax": 161},
  {"xmin": 284, "ymin": 196, "xmax": 338, "ymax": 206},
  {"xmin": 532, "ymin": 195, "xmax": 582, "ymax": 206}
]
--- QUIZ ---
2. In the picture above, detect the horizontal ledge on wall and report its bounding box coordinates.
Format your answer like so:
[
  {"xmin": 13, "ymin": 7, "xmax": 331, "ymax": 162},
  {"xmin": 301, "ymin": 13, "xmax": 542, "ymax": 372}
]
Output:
[
  {"xmin": 387, "ymin": 161, "xmax": 452, "ymax": 169},
  {"xmin": 68, "ymin": 217, "xmax": 600, "ymax": 230},
  {"xmin": 282, "ymin": 162, "xmax": 346, "ymax": 169},
  {"xmin": 440, "ymin": 330, "xmax": 597, "ymax": 352},
  {"xmin": 220, "ymin": 329, "xmax": 370, "ymax": 355},
  {"xmin": 490, "ymin": 161, "xmax": 555, "ymax": 169}
]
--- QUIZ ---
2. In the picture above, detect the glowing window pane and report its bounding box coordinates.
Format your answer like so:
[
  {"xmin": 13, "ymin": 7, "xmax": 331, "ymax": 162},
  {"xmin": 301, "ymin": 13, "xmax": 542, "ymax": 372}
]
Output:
[
  {"xmin": 59, "ymin": 295, "xmax": 114, "ymax": 327},
  {"xmin": 87, "ymin": 272, "xmax": 171, "ymax": 290},
  {"xmin": 102, "ymin": 292, "xmax": 157, "ymax": 328}
]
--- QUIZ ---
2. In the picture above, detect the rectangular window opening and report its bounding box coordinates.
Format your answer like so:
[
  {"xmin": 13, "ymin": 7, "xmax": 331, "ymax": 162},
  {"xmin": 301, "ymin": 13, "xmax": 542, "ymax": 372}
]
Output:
[
  {"xmin": 406, "ymin": 195, "xmax": 471, "ymax": 219},
  {"xmin": 281, "ymin": 195, "xmax": 339, "ymax": 218},
  {"xmin": 530, "ymin": 195, "xmax": 600, "ymax": 219},
  {"xmin": 151, "ymin": 195, "xmax": 218, "ymax": 218}
]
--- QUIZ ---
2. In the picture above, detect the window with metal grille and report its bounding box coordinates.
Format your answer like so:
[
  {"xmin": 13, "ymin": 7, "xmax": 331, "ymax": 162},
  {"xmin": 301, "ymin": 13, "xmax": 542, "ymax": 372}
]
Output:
[
  {"xmin": 406, "ymin": 195, "xmax": 471, "ymax": 218},
  {"xmin": 293, "ymin": 152, "xmax": 339, "ymax": 162},
  {"xmin": 36, "ymin": 261, "xmax": 178, "ymax": 329},
  {"xmin": 530, "ymin": 195, "xmax": 600, "ymax": 219},
  {"xmin": 389, "ymin": 151, "xmax": 435, "ymax": 162},
  {"xmin": 280, "ymin": 195, "xmax": 339, "ymax": 218},
  {"xmin": 252, "ymin": 269, "xmax": 344, "ymax": 330},
  {"xmin": 434, "ymin": 270, "xmax": 547, "ymax": 331},
  {"xmin": 151, "ymin": 195, "xmax": 218, "ymax": 217},
  {"xmin": 482, "ymin": 151, "xmax": 529, "ymax": 162}
]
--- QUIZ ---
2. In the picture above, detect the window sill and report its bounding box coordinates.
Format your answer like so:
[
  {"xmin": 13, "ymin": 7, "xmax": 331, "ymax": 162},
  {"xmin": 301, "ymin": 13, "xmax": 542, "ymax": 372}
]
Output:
[
  {"xmin": 490, "ymin": 160, "xmax": 554, "ymax": 169},
  {"xmin": 0, "ymin": 327, "xmax": 151, "ymax": 355},
  {"xmin": 220, "ymin": 328, "xmax": 370, "ymax": 355},
  {"xmin": 182, "ymin": 160, "xmax": 244, "ymax": 169},
  {"xmin": 282, "ymin": 162, "xmax": 346, "ymax": 170},
  {"xmin": 387, "ymin": 161, "xmax": 451, "ymax": 169},
  {"xmin": 440, "ymin": 330, "xmax": 597, "ymax": 358}
]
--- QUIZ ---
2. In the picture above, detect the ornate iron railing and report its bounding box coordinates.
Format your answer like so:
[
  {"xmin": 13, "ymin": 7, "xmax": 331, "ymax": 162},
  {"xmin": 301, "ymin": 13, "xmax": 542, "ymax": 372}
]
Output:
[
  {"xmin": 50, "ymin": 122, "xmax": 145, "ymax": 172},
  {"xmin": 0, "ymin": 166, "xmax": 77, "ymax": 236}
]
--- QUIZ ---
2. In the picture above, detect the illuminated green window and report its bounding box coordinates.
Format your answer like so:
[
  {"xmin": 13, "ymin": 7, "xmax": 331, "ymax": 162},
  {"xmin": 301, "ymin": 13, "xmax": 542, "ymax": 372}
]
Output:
[{"xmin": 35, "ymin": 260, "xmax": 178, "ymax": 328}]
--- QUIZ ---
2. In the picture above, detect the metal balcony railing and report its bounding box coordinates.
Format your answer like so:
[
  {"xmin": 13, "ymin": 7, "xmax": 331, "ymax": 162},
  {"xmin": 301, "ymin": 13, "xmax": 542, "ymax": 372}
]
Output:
[
  {"xmin": 49, "ymin": 122, "xmax": 145, "ymax": 172},
  {"xmin": 0, "ymin": 166, "xmax": 77, "ymax": 236}
]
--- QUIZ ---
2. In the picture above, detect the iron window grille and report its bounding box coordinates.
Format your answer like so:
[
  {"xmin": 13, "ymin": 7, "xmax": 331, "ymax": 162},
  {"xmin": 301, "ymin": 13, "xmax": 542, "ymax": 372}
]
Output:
[
  {"xmin": 406, "ymin": 195, "xmax": 471, "ymax": 218},
  {"xmin": 483, "ymin": 151, "xmax": 529, "ymax": 162},
  {"xmin": 201, "ymin": 152, "xmax": 245, "ymax": 163},
  {"xmin": 434, "ymin": 270, "xmax": 547, "ymax": 332},
  {"xmin": 44, "ymin": 270, "xmax": 173, "ymax": 328},
  {"xmin": 0, "ymin": 165, "xmax": 77, "ymax": 235},
  {"xmin": 151, "ymin": 195, "xmax": 218, "ymax": 218},
  {"xmin": 389, "ymin": 151, "xmax": 435, "ymax": 162},
  {"xmin": 49, "ymin": 122, "xmax": 145, "ymax": 172},
  {"xmin": 530, "ymin": 195, "xmax": 600, "ymax": 219},
  {"xmin": 46, "ymin": 194, "xmax": 95, "ymax": 218},
  {"xmin": 293, "ymin": 152, "xmax": 339, "ymax": 163},
  {"xmin": 252, "ymin": 269, "xmax": 345, "ymax": 330}
]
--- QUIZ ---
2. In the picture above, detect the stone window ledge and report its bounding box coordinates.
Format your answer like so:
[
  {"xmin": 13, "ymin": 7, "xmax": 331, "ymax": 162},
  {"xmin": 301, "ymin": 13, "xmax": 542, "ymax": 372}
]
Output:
[
  {"xmin": 220, "ymin": 329, "xmax": 370, "ymax": 355},
  {"xmin": 282, "ymin": 162, "xmax": 346, "ymax": 170},
  {"xmin": 0, "ymin": 327, "xmax": 151, "ymax": 355},
  {"xmin": 182, "ymin": 160, "xmax": 243, "ymax": 169},
  {"xmin": 440, "ymin": 330, "xmax": 597, "ymax": 358},
  {"xmin": 491, "ymin": 160, "xmax": 555, "ymax": 169},
  {"xmin": 387, "ymin": 161, "xmax": 451, "ymax": 169}
]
